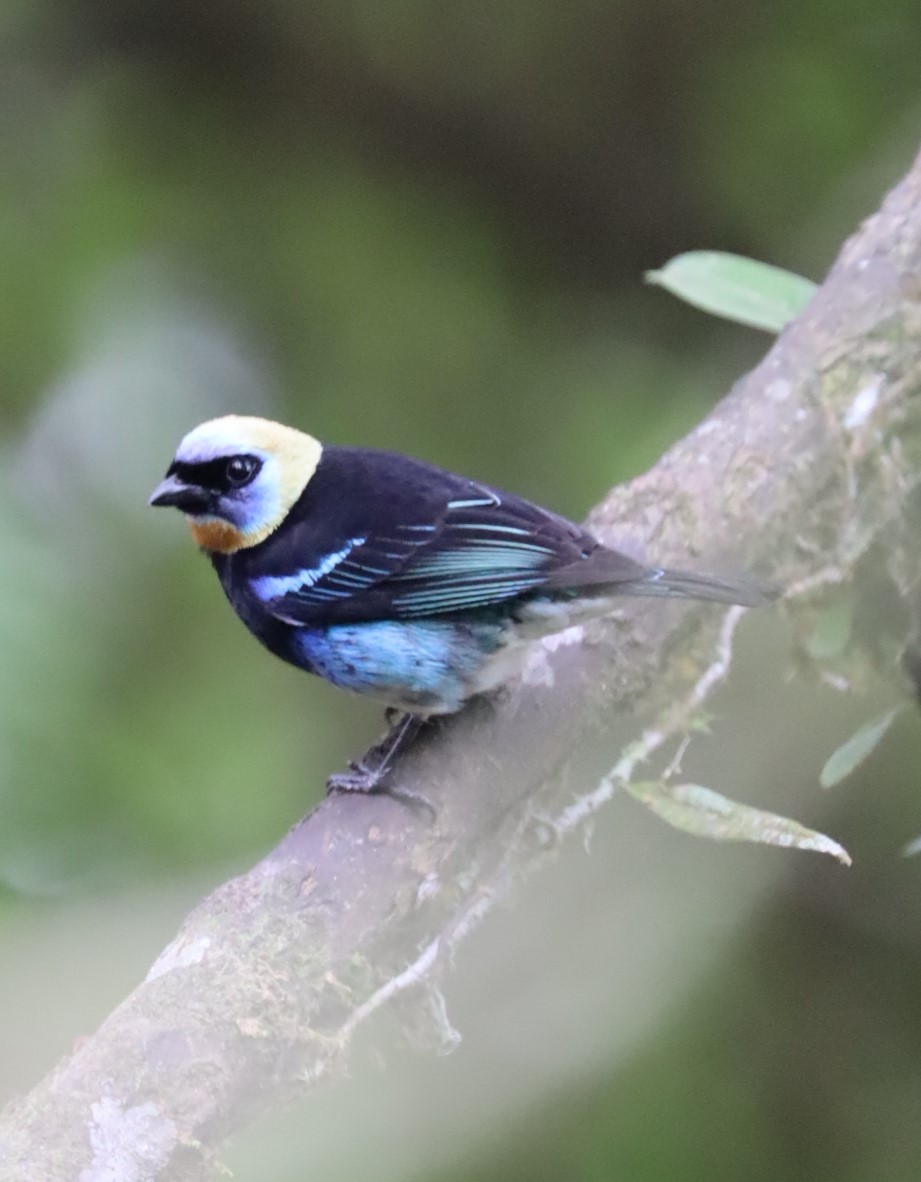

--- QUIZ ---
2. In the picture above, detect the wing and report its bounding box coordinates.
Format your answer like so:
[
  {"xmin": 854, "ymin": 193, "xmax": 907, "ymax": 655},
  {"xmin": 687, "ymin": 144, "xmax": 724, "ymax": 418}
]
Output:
[{"xmin": 244, "ymin": 446, "xmax": 650, "ymax": 624}]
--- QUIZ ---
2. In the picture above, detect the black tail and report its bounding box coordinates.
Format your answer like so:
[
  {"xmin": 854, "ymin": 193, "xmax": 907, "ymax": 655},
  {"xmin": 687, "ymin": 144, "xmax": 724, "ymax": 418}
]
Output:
[{"xmin": 626, "ymin": 566, "xmax": 781, "ymax": 607}]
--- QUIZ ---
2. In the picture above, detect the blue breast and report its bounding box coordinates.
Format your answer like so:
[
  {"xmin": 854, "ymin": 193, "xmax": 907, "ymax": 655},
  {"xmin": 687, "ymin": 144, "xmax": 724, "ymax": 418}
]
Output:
[{"xmin": 290, "ymin": 617, "xmax": 506, "ymax": 713}]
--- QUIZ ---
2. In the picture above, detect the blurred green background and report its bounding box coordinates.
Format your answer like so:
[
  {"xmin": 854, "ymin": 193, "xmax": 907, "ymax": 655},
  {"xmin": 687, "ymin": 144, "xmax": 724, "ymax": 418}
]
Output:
[{"xmin": 2, "ymin": 1, "xmax": 921, "ymax": 1179}]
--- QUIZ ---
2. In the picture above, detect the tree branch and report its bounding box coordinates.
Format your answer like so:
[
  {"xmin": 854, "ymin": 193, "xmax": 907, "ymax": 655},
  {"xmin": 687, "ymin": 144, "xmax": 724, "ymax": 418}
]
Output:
[{"xmin": 4, "ymin": 148, "xmax": 921, "ymax": 1181}]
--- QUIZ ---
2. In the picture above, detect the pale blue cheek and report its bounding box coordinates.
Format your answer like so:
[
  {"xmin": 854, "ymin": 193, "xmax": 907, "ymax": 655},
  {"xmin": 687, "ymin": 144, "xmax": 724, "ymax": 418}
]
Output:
[
  {"xmin": 291, "ymin": 619, "xmax": 505, "ymax": 712},
  {"xmin": 218, "ymin": 469, "xmax": 281, "ymax": 534}
]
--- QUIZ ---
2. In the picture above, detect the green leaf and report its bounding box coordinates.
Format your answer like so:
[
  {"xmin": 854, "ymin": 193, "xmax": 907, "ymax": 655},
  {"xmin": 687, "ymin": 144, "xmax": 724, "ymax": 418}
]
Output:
[
  {"xmin": 645, "ymin": 251, "xmax": 817, "ymax": 333},
  {"xmin": 626, "ymin": 780, "xmax": 851, "ymax": 865},
  {"xmin": 805, "ymin": 599, "xmax": 853, "ymax": 661},
  {"xmin": 820, "ymin": 707, "xmax": 902, "ymax": 789}
]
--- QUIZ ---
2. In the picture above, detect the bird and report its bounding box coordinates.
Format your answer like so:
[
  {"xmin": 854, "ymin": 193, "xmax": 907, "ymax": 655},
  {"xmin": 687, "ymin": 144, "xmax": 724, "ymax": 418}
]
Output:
[{"xmin": 149, "ymin": 415, "xmax": 776, "ymax": 793}]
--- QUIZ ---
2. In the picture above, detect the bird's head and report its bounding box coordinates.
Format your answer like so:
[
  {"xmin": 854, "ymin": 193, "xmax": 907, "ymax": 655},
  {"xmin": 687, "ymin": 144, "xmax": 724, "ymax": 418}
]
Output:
[{"xmin": 149, "ymin": 415, "xmax": 322, "ymax": 552}]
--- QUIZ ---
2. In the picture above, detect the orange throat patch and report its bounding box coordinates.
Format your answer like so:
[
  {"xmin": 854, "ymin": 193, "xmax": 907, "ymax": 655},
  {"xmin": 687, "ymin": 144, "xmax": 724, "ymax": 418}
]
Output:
[{"xmin": 189, "ymin": 518, "xmax": 248, "ymax": 554}]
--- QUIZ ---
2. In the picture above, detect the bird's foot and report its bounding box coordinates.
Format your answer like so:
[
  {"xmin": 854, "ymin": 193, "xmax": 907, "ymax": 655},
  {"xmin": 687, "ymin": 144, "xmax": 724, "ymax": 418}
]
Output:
[
  {"xmin": 326, "ymin": 762, "xmax": 436, "ymax": 821},
  {"xmin": 325, "ymin": 713, "xmax": 433, "ymax": 817},
  {"xmin": 326, "ymin": 760, "xmax": 386, "ymax": 795}
]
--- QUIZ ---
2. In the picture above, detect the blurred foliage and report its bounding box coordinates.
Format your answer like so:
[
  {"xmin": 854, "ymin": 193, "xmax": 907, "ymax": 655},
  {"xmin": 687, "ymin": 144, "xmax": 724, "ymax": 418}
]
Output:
[{"xmin": 2, "ymin": 0, "xmax": 921, "ymax": 1178}]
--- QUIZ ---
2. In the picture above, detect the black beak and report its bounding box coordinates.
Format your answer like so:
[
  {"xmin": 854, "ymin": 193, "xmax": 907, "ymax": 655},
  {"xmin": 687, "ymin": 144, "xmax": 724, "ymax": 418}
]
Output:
[{"xmin": 148, "ymin": 474, "xmax": 212, "ymax": 513}]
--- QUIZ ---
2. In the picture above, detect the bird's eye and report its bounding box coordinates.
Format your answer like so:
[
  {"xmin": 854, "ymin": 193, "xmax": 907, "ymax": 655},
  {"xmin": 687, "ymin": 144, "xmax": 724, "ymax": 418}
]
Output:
[{"xmin": 225, "ymin": 456, "xmax": 260, "ymax": 487}]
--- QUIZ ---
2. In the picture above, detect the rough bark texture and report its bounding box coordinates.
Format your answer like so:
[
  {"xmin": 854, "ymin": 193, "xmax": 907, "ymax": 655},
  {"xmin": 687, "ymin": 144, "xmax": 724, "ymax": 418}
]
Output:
[{"xmin": 3, "ymin": 149, "xmax": 921, "ymax": 1181}]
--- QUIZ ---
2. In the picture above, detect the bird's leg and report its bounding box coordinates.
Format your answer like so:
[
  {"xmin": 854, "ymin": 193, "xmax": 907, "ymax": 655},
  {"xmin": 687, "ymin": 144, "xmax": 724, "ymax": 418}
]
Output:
[
  {"xmin": 326, "ymin": 712, "xmax": 427, "ymax": 796},
  {"xmin": 363, "ymin": 711, "xmax": 426, "ymax": 787}
]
